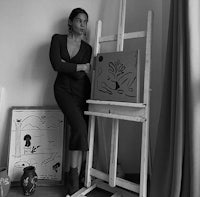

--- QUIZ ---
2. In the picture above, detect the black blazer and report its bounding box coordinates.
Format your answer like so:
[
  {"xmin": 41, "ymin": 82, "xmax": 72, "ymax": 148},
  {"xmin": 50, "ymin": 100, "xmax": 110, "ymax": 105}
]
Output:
[{"xmin": 49, "ymin": 34, "xmax": 92, "ymax": 97}]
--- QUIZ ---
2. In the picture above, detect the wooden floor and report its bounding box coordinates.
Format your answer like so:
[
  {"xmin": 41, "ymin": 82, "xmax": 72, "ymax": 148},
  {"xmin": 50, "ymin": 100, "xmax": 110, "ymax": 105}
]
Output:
[
  {"xmin": 8, "ymin": 186, "xmax": 120, "ymax": 197},
  {"xmin": 7, "ymin": 174, "xmax": 141, "ymax": 197},
  {"xmin": 8, "ymin": 186, "xmax": 140, "ymax": 197}
]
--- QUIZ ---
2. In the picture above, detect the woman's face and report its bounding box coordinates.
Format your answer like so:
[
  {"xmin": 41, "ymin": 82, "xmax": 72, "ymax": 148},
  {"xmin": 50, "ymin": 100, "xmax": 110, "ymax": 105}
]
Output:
[{"xmin": 70, "ymin": 13, "xmax": 88, "ymax": 36}]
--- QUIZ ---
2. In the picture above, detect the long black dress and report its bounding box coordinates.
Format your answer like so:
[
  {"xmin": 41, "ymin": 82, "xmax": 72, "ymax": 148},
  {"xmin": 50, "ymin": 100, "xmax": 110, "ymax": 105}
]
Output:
[{"xmin": 49, "ymin": 34, "xmax": 92, "ymax": 151}]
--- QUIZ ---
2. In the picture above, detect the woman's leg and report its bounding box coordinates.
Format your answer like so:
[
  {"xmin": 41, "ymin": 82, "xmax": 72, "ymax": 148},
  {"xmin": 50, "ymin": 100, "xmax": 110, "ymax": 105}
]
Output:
[
  {"xmin": 54, "ymin": 87, "xmax": 88, "ymax": 194},
  {"xmin": 77, "ymin": 151, "xmax": 83, "ymax": 175},
  {"xmin": 70, "ymin": 150, "xmax": 82, "ymax": 173},
  {"xmin": 54, "ymin": 87, "xmax": 89, "ymax": 151}
]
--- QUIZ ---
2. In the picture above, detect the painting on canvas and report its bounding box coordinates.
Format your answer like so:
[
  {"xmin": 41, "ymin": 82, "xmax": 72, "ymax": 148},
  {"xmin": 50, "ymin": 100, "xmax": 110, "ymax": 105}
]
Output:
[
  {"xmin": 8, "ymin": 108, "xmax": 64, "ymax": 185},
  {"xmin": 93, "ymin": 51, "xmax": 139, "ymax": 103}
]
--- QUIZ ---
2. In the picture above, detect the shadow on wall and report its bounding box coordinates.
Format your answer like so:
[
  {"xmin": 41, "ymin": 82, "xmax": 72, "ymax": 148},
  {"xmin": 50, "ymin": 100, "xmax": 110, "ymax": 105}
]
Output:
[
  {"xmin": 17, "ymin": 42, "xmax": 56, "ymax": 106},
  {"xmin": 34, "ymin": 42, "xmax": 57, "ymax": 106},
  {"xmin": 32, "ymin": 17, "xmax": 69, "ymax": 105},
  {"xmin": 54, "ymin": 17, "xmax": 68, "ymax": 35},
  {"xmin": 2, "ymin": 109, "xmax": 12, "ymax": 167}
]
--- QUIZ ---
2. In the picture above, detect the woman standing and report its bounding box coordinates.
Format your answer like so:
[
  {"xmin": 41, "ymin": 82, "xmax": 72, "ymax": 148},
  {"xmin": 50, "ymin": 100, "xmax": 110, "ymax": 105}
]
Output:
[{"xmin": 49, "ymin": 8, "xmax": 92, "ymax": 195}]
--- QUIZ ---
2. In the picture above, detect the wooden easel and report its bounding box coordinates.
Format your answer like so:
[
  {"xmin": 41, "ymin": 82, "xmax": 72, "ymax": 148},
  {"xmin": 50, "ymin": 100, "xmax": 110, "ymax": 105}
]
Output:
[{"xmin": 71, "ymin": 1, "xmax": 153, "ymax": 196}]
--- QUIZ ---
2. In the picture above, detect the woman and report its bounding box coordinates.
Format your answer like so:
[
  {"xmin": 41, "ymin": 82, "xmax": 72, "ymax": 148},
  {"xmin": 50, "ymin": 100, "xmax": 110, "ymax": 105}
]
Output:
[{"xmin": 49, "ymin": 8, "xmax": 92, "ymax": 195}]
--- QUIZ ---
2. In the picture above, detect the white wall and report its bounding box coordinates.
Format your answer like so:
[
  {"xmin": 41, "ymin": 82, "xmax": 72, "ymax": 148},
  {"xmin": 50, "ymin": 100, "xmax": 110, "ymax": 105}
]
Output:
[
  {"xmin": 0, "ymin": 0, "xmax": 102, "ymax": 167},
  {"xmin": 124, "ymin": 0, "xmax": 163, "ymax": 173},
  {"xmin": 0, "ymin": 0, "xmax": 170, "ymax": 175},
  {"xmin": 96, "ymin": 0, "xmax": 165, "ymax": 173}
]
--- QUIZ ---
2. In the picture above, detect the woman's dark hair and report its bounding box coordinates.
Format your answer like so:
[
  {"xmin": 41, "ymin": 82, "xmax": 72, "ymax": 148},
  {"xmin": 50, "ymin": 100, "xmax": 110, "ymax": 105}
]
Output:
[{"xmin": 68, "ymin": 8, "xmax": 88, "ymax": 31}]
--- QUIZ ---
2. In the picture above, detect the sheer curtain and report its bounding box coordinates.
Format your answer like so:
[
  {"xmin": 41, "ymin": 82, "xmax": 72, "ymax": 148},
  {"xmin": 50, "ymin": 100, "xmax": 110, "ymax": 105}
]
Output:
[{"xmin": 149, "ymin": 0, "xmax": 200, "ymax": 197}]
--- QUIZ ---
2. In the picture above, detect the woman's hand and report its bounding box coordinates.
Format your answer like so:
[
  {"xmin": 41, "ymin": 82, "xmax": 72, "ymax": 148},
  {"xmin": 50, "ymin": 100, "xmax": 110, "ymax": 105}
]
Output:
[
  {"xmin": 83, "ymin": 63, "xmax": 91, "ymax": 73},
  {"xmin": 77, "ymin": 63, "xmax": 90, "ymax": 73}
]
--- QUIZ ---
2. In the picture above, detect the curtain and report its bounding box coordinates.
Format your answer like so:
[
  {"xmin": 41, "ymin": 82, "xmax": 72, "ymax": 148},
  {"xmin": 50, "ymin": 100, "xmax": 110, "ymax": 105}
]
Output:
[{"xmin": 149, "ymin": 0, "xmax": 200, "ymax": 197}]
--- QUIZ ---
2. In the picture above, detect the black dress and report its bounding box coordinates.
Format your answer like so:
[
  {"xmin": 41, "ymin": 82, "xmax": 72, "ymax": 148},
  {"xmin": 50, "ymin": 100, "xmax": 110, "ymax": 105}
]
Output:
[{"xmin": 49, "ymin": 34, "xmax": 92, "ymax": 151}]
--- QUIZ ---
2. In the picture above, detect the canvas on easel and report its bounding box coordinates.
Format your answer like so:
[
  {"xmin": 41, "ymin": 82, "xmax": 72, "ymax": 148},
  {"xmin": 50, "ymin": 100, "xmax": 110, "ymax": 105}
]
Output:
[{"xmin": 93, "ymin": 51, "xmax": 139, "ymax": 103}]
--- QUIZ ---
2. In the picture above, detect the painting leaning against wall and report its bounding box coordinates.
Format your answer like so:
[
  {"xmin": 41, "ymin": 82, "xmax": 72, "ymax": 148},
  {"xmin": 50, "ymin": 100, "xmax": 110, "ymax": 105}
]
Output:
[{"xmin": 7, "ymin": 108, "xmax": 65, "ymax": 186}]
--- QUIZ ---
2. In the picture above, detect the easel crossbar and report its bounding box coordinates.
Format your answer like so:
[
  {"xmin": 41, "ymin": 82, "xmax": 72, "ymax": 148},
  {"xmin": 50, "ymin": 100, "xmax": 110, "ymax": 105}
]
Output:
[
  {"xmin": 71, "ymin": 185, "xmax": 96, "ymax": 197},
  {"xmin": 84, "ymin": 111, "xmax": 146, "ymax": 122},
  {"xmin": 99, "ymin": 31, "xmax": 146, "ymax": 43},
  {"xmin": 90, "ymin": 168, "xmax": 140, "ymax": 193},
  {"xmin": 86, "ymin": 100, "xmax": 146, "ymax": 108},
  {"xmin": 96, "ymin": 181, "xmax": 137, "ymax": 197}
]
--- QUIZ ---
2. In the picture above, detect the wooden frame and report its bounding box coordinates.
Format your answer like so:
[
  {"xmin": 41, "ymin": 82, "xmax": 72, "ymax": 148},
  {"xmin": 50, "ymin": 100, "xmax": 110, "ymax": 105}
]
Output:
[{"xmin": 7, "ymin": 107, "xmax": 65, "ymax": 186}]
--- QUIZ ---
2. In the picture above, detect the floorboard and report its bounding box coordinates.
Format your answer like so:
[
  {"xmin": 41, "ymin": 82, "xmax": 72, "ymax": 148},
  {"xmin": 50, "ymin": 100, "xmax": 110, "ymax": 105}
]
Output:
[
  {"xmin": 8, "ymin": 186, "xmax": 117, "ymax": 197},
  {"xmin": 8, "ymin": 186, "xmax": 138, "ymax": 197},
  {"xmin": 7, "ymin": 174, "xmax": 142, "ymax": 197}
]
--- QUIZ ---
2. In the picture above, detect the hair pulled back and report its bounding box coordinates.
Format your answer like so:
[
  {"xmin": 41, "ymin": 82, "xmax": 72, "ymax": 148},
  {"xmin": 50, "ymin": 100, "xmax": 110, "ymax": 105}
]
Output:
[{"xmin": 68, "ymin": 8, "xmax": 88, "ymax": 31}]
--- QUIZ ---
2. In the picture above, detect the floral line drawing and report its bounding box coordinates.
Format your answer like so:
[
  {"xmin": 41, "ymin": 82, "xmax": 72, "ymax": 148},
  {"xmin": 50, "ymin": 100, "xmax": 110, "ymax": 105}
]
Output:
[{"xmin": 97, "ymin": 59, "xmax": 137, "ymax": 98}]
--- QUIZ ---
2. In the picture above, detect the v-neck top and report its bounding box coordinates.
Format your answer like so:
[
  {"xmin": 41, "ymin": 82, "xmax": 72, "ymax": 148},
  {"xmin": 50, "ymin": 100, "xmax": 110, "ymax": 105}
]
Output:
[{"xmin": 49, "ymin": 34, "xmax": 92, "ymax": 95}]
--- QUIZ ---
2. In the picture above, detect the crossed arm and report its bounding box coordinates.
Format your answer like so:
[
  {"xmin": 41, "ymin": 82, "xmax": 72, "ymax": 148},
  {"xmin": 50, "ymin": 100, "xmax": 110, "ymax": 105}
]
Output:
[{"xmin": 49, "ymin": 34, "xmax": 91, "ymax": 75}]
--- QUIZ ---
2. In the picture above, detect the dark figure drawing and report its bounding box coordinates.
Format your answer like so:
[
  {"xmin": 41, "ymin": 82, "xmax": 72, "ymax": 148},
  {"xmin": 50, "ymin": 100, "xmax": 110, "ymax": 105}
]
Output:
[
  {"xmin": 52, "ymin": 162, "xmax": 61, "ymax": 173},
  {"xmin": 24, "ymin": 134, "xmax": 31, "ymax": 147},
  {"xmin": 49, "ymin": 8, "xmax": 92, "ymax": 195}
]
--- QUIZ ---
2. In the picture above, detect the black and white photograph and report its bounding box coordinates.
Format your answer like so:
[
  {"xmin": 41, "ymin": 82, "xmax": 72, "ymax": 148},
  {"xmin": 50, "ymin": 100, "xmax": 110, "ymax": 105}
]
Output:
[{"xmin": 0, "ymin": 0, "xmax": 199, "ymax": 197}]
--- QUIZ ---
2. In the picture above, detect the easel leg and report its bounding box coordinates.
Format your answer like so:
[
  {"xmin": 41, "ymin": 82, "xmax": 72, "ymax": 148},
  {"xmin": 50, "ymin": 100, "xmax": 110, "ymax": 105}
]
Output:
[
  {"xmin": 140, "ymin": 121, "xmax": 149, "ymax": 197},
  {"xmin": 85, "ymin": 115, "xmax": 95, "ymax": 187},
  {"xmin": 109, "ymin": 119, "xmax": 119, "ymax": 187}
]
